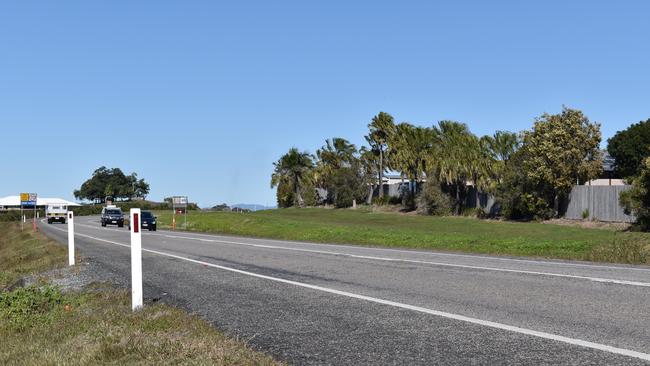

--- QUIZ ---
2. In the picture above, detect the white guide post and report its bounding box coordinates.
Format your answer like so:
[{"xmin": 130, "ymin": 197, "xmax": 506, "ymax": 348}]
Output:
[
  {"xmin": 130, "ymin": 208, "xmax": 143, "ymax": 311},
  {"xmin": 67, "ymin": 211, "xmax": 75, "ymax": 266}
]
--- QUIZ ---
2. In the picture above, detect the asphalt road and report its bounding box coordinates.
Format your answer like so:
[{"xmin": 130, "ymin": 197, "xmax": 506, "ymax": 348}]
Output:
[{"xmin": 40, "ymin": 216, "xmax": 650, "ymax": 365}]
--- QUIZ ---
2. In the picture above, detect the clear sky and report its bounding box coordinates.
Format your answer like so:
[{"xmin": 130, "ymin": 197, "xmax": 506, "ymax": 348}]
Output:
[{"xmin": 1, "ymin": 1, "xmax": 648, "ymax": 207}]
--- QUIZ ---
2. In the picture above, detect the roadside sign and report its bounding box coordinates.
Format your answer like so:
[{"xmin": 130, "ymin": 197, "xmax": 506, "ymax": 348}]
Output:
[
  {"xmin": 20, "ymin": 192, "xmax": 37, "ymax": 206},
  {"xmin": 171, "ymin": 196, "xmax": 188, "ymax": 230},
  {"xmin": 20, "ymin": 193, "xmax": 38, "ymax": 232},
  {"xmin": 172, "ymin": 196, "xmax": 188, "ymax": 207}
]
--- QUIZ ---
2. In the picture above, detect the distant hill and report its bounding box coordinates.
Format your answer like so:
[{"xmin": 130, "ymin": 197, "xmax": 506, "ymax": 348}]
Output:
[{"xmin": 231, "ymin": 203, "xmax": 276, "ymax": 211}]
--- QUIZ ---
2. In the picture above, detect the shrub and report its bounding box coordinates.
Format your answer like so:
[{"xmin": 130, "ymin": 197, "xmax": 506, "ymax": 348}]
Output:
[
  {"xmin": 0, "ymin": 285, "xmax": 66, "ymax": 330},
  {"xmin": 582, "ymin": 209, "xmax": 590, "ymax": 220},
  {"xmin": 329, "ymin": 167, "xmax": 367, "ymax": 208},
  {"xmin": 416, "ymin": 180, "xmax": 452, "ymax": 216},
  {"xmin": 620, "ymin": 157, "xmax": 650, "ymax": 231},
  {"xmin": 496, "ymin": 150, "xmax": 555, "ymax": 220},
  {"xmin": 372, "ymin": 196, "xmax": 389, "ymax": 206}
]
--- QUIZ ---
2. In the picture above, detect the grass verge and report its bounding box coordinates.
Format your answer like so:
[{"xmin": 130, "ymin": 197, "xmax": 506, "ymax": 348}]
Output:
[
  {"xmin": 0, "ymin": 223, "xmax": 66, "ymax": 289},
  {"xmin": 0, "ymin": 222, "xmax": 280, "ymax": 365},
  {"xmin": 156, "ymin": 208, "xmax": 650, "ymax": 265}
]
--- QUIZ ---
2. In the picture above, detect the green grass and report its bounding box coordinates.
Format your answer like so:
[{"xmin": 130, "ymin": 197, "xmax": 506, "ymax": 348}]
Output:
[
  {"xmin": 0, "ymin": 223, "xmax": 281, "ymax": 365},
  {"xmin": 0, "ymin": 286, "xmax": 280, "ymax": 365},
  {"xmin": 156, "ymin": 208, "xmax": 650, "ymax": 264},
  {"xmin": 0, "ymin": 223, "xmax": 67, "ymax": 289}
]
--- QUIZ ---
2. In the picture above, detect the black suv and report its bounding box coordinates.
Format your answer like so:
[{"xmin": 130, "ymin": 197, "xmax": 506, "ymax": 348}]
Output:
[{"xmin": 101, "ymin": 207, "xmax": 124, "ymax": 227}]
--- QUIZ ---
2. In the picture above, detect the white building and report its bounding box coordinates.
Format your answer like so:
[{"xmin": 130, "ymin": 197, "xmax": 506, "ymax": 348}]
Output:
[{"xmin": 0, "ymin": 196, "xmax": 80, "ymax": 210}]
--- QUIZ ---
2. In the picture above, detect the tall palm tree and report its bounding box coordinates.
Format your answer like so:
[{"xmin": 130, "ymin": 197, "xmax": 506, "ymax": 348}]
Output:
[
  {"xmin": 432, "ymin": 121, "xmax": 478, "ymax": 214},
  {"xmin": 359, "ymin": 146, "xmax": 379, "ymax": 204},
  {"xmin": 315, "ymin": 138, "xmax": 358, "ymax": 204},
  {"xmin": 271, "ymin": 148, "xmax": 315, "ymax": 207},
  {"xmin": 366, "ymin": 112, "xmax": 396, "ymax": 198},
  {"xmin": 389, "ymin": 123, "xmax": 436, "ymax": 196},
  {"xmin": 484, "ymin": 131, "xmax": 520, "ymax": 162},
  {"xmin": 317, "ymin": 138, "xmax": 357, "ymax": 170}
]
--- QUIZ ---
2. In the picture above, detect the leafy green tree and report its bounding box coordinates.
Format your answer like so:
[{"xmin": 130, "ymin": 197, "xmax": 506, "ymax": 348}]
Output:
[
  {"xmin": 416, "ymin": 178, "xmax": 452, "ymax": 216},
  {"xmin": 130, "ymin": 173, "xmax": 150, "ymax": 199},
  {"xmin": 365, "ymin": 112, "xmax": 396, "ymax": 198},
  {"xmin": 271, "ymin": 148, "xmax": 315, "ymax": 207},
  {"xmin": 496, "ymin": 149, "xmax": 556, "ymax": 220},
  {"xmin": 329, "ymin": 165, "xmax": 368, "ymax": 208},
  {"xmin": 607, "ymin": 119, "xmax": 650, "ymax": 179},
  {"xmin": 620, "ymin": 157, "xmax": 650, "ymax": 230},
  {"xmin": 520, "ymin": 107, "xmax": 602, "ymax": 215},
  {"xmin": 74, "ymin": 166, "xmax": 149, "ymax": 202}
]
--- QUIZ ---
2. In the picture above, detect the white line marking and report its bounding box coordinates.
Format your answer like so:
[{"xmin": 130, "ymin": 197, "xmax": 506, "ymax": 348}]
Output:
[
  {"xmin": 41, "ymin": 223, "xmax": 650, "ymax": 362},
  {"xmin": 67, "ymin": 221, "xmax": 650, "ymax": 287},
  {"xmin": 72, "ymin": 217, "xmax": 650, "ymax": 273}
]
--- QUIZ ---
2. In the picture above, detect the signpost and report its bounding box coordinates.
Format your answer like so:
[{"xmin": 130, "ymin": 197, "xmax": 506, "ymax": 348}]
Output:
[
  {"xmin": 171, "ymin": 196, "xmax": 188, "ymax": 230},
  {"xmin": 130, "ymin": 208, "xmax": 143, "ymax": 311},
  {"xmin": 20, "ymin": 193, "xmax": 37, "ymax": 231}
]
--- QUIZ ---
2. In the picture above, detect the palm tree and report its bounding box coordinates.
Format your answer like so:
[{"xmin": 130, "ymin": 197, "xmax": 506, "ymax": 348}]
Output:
[
  {"xmin": 316, "ymin": 138, "xmax": 358, "ymax": 204},
  {"xmin": 480, "ymin": 130, "xmax": 520, "ymax": 188},
  {"xmin": 271, "ymin": 148, "xmax": 315, "ymax": 207},
  {"xmin": 389, "ymin": 123, "xmax": 436, "ymax": 200},
  {"xmin": 359, "ymin": 146, "xmax": 379, "ymax": 204},
  {"xmin": 432, "ymin": 121, "xmax": 478, "ymax": 214},
  {"xmin": 317, "ymin": 138, "xmax": 357, "ymax": 170},
  {"xmin": 366, "ymin": 112, "xmax": 396, "ymax": 198},
  {"xmin": 484, "ymin": 131, "xmax": 520, "ymax": 162}
]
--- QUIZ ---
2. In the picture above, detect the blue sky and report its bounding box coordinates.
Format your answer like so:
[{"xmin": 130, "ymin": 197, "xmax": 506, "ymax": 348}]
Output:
[{"xmin": 1, "ymin": 1, "xmax": 648, "ymax": 207}]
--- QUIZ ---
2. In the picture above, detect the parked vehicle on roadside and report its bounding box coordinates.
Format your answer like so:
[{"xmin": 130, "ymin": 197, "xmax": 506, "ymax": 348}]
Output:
[
  {"xmin": 46, "ymin": 204, "xmax": 67, "ymax": 224},
  {"xmin": 101, "ymin": 205, "xmax": 124, "ymax": 227}
]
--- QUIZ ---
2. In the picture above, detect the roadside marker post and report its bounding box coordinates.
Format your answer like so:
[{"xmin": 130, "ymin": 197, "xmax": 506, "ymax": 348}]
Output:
[
  {"xmin": 130, "ymin": 208, "xmax": 143, "ymax": 311},
  {"xmin": 67, "ymin": 211, "xmax": 75, "ymax": 266}
]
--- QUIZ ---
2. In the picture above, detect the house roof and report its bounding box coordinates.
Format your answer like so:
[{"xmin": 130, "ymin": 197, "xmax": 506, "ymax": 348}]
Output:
[{"xmin": 0, "ymin": 196, "xmax": 80, "ymax": 207}]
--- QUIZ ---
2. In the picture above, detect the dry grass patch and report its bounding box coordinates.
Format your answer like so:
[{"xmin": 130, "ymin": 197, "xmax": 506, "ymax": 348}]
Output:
[
  {"xmin": 0, "ymin": 286, "xmax": 280, "ymax": 365},
  {"xmin": 0, "ymin": 220, "xmax": 282, "ymax": 365}
]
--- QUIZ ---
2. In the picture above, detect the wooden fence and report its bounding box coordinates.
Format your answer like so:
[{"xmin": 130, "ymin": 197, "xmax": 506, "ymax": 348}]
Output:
[{"xmin": 564, "ymin": 185, "xmax": 635, "ymax": 223}]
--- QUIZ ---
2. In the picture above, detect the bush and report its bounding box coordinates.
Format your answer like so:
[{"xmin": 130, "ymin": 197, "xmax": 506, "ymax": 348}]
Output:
[
  {"xmin": 581, "ymin": 209, "xmax": 590, "ymax": 220},
  {"xmin": 496, "ymin": 150, "xmax": 555, "ymax": 220},
  {"xmin": 0, "ymin": 210, "xmax": 45, "ymax": 222},
  {"xmin": 0, "ymin": 285, "xmax": 66, "ymax": 330},
  {"xmin": 416, "ymin": 180, "xmax": 452, "ymax": 216},
  {"xmin": 620, "ymin": 157, "xmax": 650, "ymax": 230},
  {"xmin": 328, "ymin": 167, "xmax": 367, "ymax": 208},
  {"xmin": 372, "ymin": 196, "xmax": 389, "ymax": 206}
]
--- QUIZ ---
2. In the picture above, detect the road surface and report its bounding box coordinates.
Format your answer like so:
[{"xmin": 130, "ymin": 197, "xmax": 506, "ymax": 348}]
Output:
[{"xmin": 40, "ymin": 216, "xmax": 650, "ymax": 365}]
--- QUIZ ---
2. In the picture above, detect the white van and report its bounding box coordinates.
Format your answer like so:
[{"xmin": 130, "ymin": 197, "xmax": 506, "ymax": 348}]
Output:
[{"xmin": 46, "ymin": 204, "xmax": 68, "ymax": 224}]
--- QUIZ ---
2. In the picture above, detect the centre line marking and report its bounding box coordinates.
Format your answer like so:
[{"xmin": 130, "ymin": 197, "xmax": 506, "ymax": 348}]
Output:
[
  {"xmin": 42, "ymin": 223, "xmax": 650, "ymax": 362},
  {"xmin": 67, "ymin": 220, "xmax": 650, "ymax": 287},
  {"xmin": 73, "ymin": 217, "xmax": 650, "ymax": 273}
]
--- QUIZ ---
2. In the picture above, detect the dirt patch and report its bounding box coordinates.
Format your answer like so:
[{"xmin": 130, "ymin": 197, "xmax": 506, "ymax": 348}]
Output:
[{"xmin": 543, "ymin": 218, "xmax": 631, "ymax": 231}]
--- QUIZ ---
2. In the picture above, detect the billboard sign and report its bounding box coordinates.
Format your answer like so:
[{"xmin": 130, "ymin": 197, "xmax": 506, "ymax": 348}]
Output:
[
  {"xmin": 172, "ymin": 196, "xmax": 188, "ymax": 208},
  {"xmin": 20, "ymin": 193, "xmax": 37, "ymax": 206}
]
